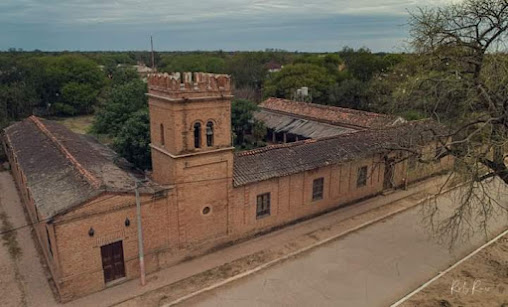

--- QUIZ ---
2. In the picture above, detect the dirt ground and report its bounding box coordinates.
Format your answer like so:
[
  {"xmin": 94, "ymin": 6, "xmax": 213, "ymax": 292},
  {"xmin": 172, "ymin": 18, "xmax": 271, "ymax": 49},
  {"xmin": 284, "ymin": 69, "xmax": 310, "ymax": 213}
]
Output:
[
  {"xmin": 0, "ymin": 171, "xmax": 57, "ymax": 307},
  {"xmin": 401, "ymin": 233, "xmax": 508, "ymax": 307},
  {"xmin": 0, "ymin": 172, "xmax": 27, "ymax": 307}
]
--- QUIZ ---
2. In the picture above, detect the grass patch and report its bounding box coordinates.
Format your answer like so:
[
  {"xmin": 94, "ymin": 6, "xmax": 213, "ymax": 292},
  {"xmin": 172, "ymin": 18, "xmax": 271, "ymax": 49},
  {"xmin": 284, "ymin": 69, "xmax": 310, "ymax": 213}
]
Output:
[
  {"xmin": 54, "ymin": 115, "xmax": 94, "ymax": 134},
  {"xmin": 52, "ymin": 115, "xmax": 116, "ymax": 146},
  {"xmin": 0, "ymin": 211, "xmax": 22, "ymax": 259}
]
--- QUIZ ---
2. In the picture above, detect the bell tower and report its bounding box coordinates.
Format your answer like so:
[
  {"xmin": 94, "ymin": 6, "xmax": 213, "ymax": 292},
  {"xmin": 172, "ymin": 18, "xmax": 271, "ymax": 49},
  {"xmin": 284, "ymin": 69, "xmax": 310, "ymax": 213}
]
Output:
[{"xmin": 147, "ymin": 72, "xmax": 234, "ymax": 245}]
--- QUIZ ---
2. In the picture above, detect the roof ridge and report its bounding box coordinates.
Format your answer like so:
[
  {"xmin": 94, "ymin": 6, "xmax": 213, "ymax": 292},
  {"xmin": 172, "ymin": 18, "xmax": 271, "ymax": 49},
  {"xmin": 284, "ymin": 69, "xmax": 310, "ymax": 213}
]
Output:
[
  {"xmin": 236, "ymin": 138, "xmax": 319, "ymax": 156},
  {"xmin": 235, "ymin": 120, "xmax": 430, "ymax": 158},
  {"xmin": 28, "ymin": 116, "xmax": 102, "ymax": 189},
  {"xmin": 263, "ymin": 98, "xmax": 397, "ymax": 119}
]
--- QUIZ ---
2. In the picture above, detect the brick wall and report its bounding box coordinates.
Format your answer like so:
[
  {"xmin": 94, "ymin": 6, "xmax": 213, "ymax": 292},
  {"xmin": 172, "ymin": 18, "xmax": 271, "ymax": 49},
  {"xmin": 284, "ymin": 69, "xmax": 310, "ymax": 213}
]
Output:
[
  {"xmin": 229, "ymin": 156, "xmax": 386, "ymax": 237},
  {"xmin": 52, "ymin": 193, "xmax": 174, "ymax": 301},
  {"xmin": 228, "ymin": 148, "xmax": 453, "ymax": 240}
]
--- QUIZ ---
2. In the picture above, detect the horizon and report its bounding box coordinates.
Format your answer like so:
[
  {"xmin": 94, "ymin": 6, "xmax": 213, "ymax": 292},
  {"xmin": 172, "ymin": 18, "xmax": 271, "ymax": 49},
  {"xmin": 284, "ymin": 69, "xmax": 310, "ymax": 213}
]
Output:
[
  {"xmin": 0, "ymin": 48, "xmax": 410, "ymax": 54},
  {"xmin": 1, "ymin": 0, "xmax": 458, "ymax": 52}
]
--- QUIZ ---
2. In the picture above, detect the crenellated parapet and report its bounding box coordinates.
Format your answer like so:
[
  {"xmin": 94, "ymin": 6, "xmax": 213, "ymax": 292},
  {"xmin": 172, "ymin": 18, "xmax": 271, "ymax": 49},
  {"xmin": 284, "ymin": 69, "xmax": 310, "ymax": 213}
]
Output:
[{"xmin": 147, "ymin": 72, "xmax": 232, "ymax": 99}]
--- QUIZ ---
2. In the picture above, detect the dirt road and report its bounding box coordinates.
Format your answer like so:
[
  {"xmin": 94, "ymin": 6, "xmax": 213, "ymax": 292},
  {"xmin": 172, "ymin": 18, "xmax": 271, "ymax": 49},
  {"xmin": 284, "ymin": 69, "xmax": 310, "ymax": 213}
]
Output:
[
  {"xmin": 0, "ymin": 171, "xmax": 57, "ymax": 307},
  {"xmin": 181, "ymin": 181, "xmax": 508, "ymax": 307}
]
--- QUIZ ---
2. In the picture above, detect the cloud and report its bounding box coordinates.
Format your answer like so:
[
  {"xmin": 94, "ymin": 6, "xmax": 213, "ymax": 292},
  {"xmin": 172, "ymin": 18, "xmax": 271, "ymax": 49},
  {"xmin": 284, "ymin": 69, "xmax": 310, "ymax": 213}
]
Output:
[
  {"xmin": 0, "ymin": 0, "xmax": 461, "ymax": 51},
  {"xmin": 0, "ymin": 0, "xmax": 459, "ymax": 25}
]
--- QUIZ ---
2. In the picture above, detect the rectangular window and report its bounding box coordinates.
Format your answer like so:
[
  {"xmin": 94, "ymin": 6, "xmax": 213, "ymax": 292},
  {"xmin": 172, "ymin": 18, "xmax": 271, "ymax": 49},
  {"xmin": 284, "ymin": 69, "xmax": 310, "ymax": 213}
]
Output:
[
  {"xmin": 312, "ymin": 178, "xmax": 324, "ymax": 201},
  {"xmin": 256, "ymin": 193, "xmax": 271, "ymax": 219},
  {"xmin": 357, "ymin": 166, "xmax": 368, "ymax": 188}
]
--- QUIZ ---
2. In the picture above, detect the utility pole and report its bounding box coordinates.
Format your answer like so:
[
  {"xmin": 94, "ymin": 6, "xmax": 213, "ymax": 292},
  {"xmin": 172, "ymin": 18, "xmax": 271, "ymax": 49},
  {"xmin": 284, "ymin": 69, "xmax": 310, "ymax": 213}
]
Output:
[
  {"xmin": 150, "ymin": 35, "xmax": 155, "ymax": 70},
  {"xmin": 135, "ymin": 181, "xmax": 146, "ymax": 286}
]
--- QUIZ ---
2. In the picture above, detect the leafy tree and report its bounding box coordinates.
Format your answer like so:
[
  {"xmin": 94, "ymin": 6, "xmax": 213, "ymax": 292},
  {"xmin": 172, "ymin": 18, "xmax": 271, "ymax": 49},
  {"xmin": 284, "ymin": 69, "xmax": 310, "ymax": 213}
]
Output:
[
  {"xmin": 54, "ymin": 82, "xmax": 97, "ymax": 115},
  {"xmin": 294, "ymin": 53, "xmax": 347, "ymax": 82},
  {"xmin": 226, "ymin": 52, "xmax": 269, "ymax": 89},
  {"xmin": 37, "ymin": 55, "xmax": 106, "ymax": 115},
  {"xmin": 231, "ymin": 99, "xmax": 266, "ymax": 148},
  {"xmin": 328, "ymin": 79, "xmax": 368, "ymax": 110},
  {"xmin": 382, "ymin": 53, "xmax": 404, "ymax": 69},
  {"xmin": 113, "ymin": 109, "xmax": 151, "ymax": 170},
  {"xmin": 264, "ymin": 64, "xmax": 335, "ymax": 104},
  {"xmin": 110, "ymin": 66, "xmax": 140, "ymax": 86},
  {"xmin": 398, "ymin": 0, "xmax": 508, "ymax": 245},
  {"xmin": 92, "ymin": 79, "xmax": 147, "ymax": 136},
  {"xmin": 0, "ymin": 55, "xmax": 41, "ymax": 127},
  {"xmin": 0, "ymin": 82, "xmax": 38, "ymax": 128},
  {"xmin": 367, "ymin": 54, "xmax": 424, "ymax": 114},
  {"xmin": 339, "ymin": 47, "xmax": 389, "ymax": 82},
  {"xmin": 250, "ymin": 120, "xmax": 268, "ymax": 148},
  {"xmin": 95, "ymin": 53, "xmax": 136, "ymax": 66},
  {"xmin": 160, "ymin": 54, "xmax": 226, "ymax": 73},
  {"xmin": 128, "ymin": 50, "xmax": 161, "ymax": 68}
]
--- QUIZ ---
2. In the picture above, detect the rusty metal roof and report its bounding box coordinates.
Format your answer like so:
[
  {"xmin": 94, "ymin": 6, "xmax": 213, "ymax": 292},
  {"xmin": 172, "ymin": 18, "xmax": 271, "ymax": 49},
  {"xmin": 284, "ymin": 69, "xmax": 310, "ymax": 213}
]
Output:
[{"xmin": 254, "ymin": 109, "xmax": 357, "ymax": 139}]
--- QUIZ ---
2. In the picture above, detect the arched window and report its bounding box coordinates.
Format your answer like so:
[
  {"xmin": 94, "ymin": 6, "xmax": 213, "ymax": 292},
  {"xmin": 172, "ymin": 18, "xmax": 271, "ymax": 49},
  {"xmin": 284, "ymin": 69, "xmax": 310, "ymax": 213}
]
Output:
[
  {"xmin": 206, "ymin": 121, "xmax": 214, "ymax": 147},
  {"xmin": 193, "ymin": 122, "xmax": 201, "ymax": 148},
  {"xmin": 160, "ymin": 123, "xmax": 165, "ymax": 146}
]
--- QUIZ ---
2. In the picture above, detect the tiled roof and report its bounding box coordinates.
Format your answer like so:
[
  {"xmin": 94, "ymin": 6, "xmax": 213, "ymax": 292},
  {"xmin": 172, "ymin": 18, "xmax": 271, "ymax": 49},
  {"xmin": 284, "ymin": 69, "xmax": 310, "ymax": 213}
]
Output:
[
  {"xmin": 260, "ymin": 98, "xmax": 406, "ymax": 129},
  {"xmin": 3, "ymin": 116, "xmax": 160, "ymax": 219},
  {"xmin": 233, "ymin": 120, "xmax": 446, "ymax": 187}
]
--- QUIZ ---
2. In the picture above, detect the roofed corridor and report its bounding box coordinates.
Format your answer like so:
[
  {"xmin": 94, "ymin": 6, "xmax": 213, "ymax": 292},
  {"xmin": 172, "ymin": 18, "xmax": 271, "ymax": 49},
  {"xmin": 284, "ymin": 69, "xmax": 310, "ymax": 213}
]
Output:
[{"xmin": 254, "ymin": 98, "xmax": 407, "ymax": 145}]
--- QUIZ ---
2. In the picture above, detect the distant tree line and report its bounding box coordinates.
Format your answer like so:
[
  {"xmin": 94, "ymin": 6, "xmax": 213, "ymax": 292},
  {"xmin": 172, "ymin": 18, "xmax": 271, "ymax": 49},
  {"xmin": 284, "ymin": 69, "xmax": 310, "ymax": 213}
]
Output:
[{"xmin": 0, "ymin": 47, "xmax": 447, "ymax": 171}]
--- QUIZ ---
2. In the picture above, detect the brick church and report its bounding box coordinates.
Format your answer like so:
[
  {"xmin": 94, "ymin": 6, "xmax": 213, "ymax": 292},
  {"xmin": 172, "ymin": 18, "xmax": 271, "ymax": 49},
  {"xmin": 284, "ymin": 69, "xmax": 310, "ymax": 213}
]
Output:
[{"xmin": 1, "ymin": 72, "xmax": 453, "ymax": 301}]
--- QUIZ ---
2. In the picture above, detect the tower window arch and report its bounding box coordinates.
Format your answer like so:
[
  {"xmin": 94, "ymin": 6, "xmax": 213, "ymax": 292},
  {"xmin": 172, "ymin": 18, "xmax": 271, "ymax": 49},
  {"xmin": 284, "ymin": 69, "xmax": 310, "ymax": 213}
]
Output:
[
  {"xmin": 206, "ymin": 121, "xmax": 214, "ymax": 147},
  {"xmin": 193, "ymin": 122, "xmax": 202, "ymax": 148},
  {"xmin": 160, "ymin": 123, "xmax": 165, "ymax": 146}
]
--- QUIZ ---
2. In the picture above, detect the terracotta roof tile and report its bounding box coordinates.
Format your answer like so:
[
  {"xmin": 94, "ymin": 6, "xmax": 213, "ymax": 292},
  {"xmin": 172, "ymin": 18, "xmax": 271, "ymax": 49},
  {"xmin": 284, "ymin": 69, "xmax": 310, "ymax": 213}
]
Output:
[
  {"xmin": 260, "ymin": 98, "xmax": 406, "ymax": 129},
  {"xmin": 233, "ymin": 119, "xmax": 447, "ymax": 187}
]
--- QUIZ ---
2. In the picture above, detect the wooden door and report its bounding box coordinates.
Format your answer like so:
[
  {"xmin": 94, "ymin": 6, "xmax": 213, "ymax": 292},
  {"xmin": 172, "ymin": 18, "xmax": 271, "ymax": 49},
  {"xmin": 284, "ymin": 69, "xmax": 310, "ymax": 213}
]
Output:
[
  {"xmin": 383, "ymin": 158, "xmax": 395, "ymax": 189},
  {"xmin": 101, "ymin": 241, "xmax": 125, "ymax": 283}
]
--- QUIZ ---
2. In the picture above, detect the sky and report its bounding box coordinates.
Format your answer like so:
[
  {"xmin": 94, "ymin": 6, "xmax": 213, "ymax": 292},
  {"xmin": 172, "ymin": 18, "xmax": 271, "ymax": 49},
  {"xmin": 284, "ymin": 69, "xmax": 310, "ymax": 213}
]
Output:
[{"xmin": 0, "ymin": 0, "xmax": 458, "ymax": 52}]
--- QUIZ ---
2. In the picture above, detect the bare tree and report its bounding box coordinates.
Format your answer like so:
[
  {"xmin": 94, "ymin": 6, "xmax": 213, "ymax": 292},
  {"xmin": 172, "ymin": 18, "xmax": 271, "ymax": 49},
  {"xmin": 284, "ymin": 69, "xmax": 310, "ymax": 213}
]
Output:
[{"xmin": 401, "ymin": 0, "xmax": 508, "ymax": 245}]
